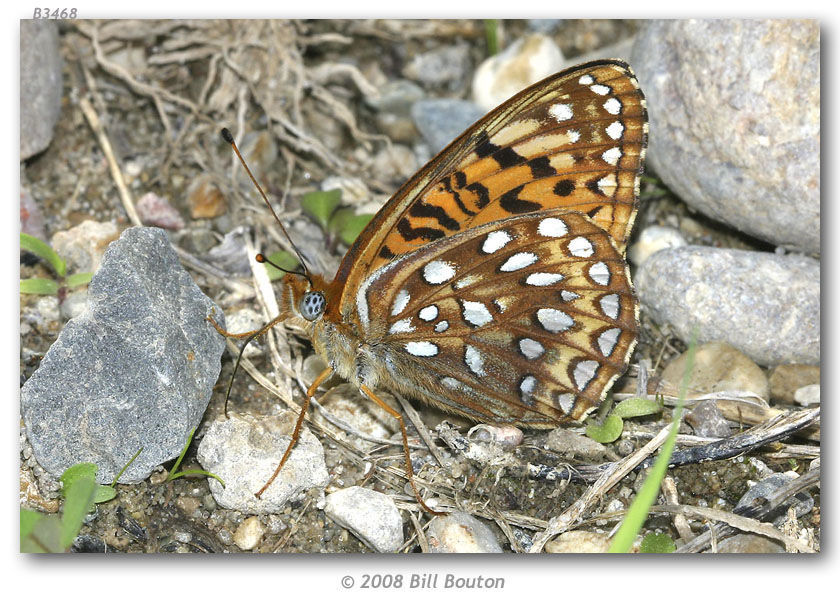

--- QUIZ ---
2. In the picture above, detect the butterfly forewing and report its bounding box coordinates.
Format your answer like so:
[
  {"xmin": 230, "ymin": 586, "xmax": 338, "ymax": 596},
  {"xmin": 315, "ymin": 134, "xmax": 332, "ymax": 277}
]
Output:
[
  {"xmin": 334, "ymin": 60, "xmax": 647, "ymax": 305},
  {"xmin": 327, "ymin": 59, "xmax": 646, "ymax": 427}
]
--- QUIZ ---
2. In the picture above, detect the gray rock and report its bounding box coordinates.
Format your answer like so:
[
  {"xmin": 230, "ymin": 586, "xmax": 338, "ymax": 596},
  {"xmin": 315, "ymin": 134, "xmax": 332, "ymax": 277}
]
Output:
[
  {"xmin": 545, "ymin": 428, "xmax": 607, "ymax": 461},
  {"xmin": 636, "ymin": 246, "xmax": 819, "ymax": 365},
  {"xmin": 205, "ymin": 227, "xmax": 251, "ymax": 276},
  {"xmin": 196, "ymin": 412, "xmax": 329, "ymax": 515},
  {"xmin": 21, "ymin": 227, "xmax": 225, "ymax": 483},
  {"xmin": 527, "ymin": 19, "xmax": 563, "ymax": 34},
  {"xmin": 365, "ymin": 79, "xmax": 425, "ymax": 115},
  {"xmin": 371, "ymin": 144, "xmax": 419, "ymax": 186},
  {"xmin": 411, "ymin": 99, "xmax": 485, "ymax": 154},
  {"xmin": 685, "ymin": 400, "xmax": 732, "ymax": 438},
  {"xmin": 136, "ymin": 192, "xmax": 185, "ymax": 231},
  {"xmin": 23, "ymin": 296, "xmax": 60, "ymax": 330},
  {"xmin": 324, "ymin": 486, "xmax": 404, "ymax": 553},
  {"xmin": 403, "ymin": 44, "xmax": 472, "ymax": 91},
  {"xmin": 232, "ymin": 516, "xmax": 265, "ymax": 551},
  {"xmin": 570, "ymin": 36, "xmax": 636, "ymax": 67},
  {"xmin": 631, "ymin": 20, "xmax": 820, "ymax": 254},
  {"xmin": 426, "ymin": 511, "xmax": 503, "ymax": 553},
  {"xmin": 20, "ymin": 20, "xmax": 63, "ymax": 159}
]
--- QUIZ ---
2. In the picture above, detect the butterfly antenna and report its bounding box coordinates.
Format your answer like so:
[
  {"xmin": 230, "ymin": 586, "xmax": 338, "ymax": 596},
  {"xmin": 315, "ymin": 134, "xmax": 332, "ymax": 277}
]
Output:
[{"xmin": 220, "ymin": 128, "xmax": 311, "ymax": 279}]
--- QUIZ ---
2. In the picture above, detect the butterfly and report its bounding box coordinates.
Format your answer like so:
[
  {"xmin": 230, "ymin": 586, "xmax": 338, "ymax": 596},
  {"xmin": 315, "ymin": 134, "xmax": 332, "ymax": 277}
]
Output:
[{"xmin": 214, "ymin": 59, "xmax": 647, "ymax": 514}]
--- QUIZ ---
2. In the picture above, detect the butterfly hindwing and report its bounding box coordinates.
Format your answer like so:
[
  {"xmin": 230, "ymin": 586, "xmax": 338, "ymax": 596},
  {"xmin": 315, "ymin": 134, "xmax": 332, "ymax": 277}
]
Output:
[{"xmin": 358, "ymin": 209, "xmax": 638, "ymax": 425}]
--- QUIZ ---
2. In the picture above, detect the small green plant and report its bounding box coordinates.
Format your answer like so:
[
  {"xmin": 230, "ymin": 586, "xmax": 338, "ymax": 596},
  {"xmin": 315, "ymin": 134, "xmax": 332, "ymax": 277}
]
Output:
[
  {"xmin": 639, "ymin": 532, "xmax": 677, "ymax": 553},
  {"xmin": 262, "ymin": 250, "xmax": 301, "ymax": 281},
  {"xmin": 300, "ymin": 189, "xmax": 375, "ymax": 247},
  {"xmin": 166, "ymin": 428, "xmax": 225, "ymax": 486},
  {"xmin": 20, "ymin": 432, "xmax": 222, "ymax": 553},
  {"xmin": 20, "ymin": 233, "xmax": 92, "ymax": 295},
  {"xmin": 586, "ymin": 394, "xmax": 664, "ymax": 443},
  {"xmin": 20, "ymin": 462, "xmax": 117, "ymax": 553}
]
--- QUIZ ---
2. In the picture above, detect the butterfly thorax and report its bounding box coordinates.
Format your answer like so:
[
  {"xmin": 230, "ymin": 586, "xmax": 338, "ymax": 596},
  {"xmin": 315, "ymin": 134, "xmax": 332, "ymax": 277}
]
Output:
[{"xmin": 278, "ymin": 272, "xmax": 381, "ymax": 390}]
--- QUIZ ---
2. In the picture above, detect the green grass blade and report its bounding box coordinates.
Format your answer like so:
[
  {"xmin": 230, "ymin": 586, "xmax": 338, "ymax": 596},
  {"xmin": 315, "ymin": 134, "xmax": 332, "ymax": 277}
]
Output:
[
  {"xmin": 60, "ymin": 476, "xmax": 97, "ymax": 549},
  {"xmin": 20, "ymin": 509, "xmax": 43, "ymax": 547},
  {"xmin": 21, "ymin": 513, "xmax": 64, "ymax": 553},
  {"xmin": 20, "ymin": 233, "xmax": 66, "ymax": 277},
  {"xmin": 167, "ymin": 428, "xmax": 195, "ymax": 481},
  {"xmin": 111, "ymin": 447, "xmax": 143, "ymax": 486},
  {"xmin": 608, "ymin": 336, "xmax": 697, "ymax": 552},
  {"xmin": 65, "ymin": 272, "xmax": 93, "ymax": 288},
  {"xmin": 167, "ymin": 469, "xmax": 226, "ymax": 487},
  {"xmin": 484, "ymin": 19, "xmax": 499, "ymax": 55},
  {"xmin": 20, "ymin": 278, "xmax": 59, "ymax": 295}
]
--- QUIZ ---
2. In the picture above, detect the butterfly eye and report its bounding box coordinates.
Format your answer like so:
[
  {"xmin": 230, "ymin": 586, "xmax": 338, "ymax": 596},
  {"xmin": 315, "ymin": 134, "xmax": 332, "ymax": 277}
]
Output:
[{"xmin": 299, "ymin": 291, "xmax": 326, "ymax": 321}]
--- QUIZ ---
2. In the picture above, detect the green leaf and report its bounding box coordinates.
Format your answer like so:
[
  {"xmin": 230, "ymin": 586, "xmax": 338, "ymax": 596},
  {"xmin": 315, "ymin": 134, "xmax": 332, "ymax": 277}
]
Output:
[
  {"xmin": 327, "ymin": 207, "xmax": 354, "ymax": 234},
  {"xmin": 20, "ymin": 278, "xmax": 59, "ymax": 295},
  {"xmin": 301, "ymin": 189, "xmax": 342, "ymax": 230},
  {"xmin": 585, "ymin": 414, "xmax": 624, "ymax": 443},
  {"xmin": 263, "ymin": 250, "xmax": 300, "ymax": 281},
  {"xmin": 612, "ymin": 396, "xmax": 663, "ymax": 419},
  {"xmin": 337, "ymin": 213, "xmax": 374, "ymax": 246},
  {"xmin": 60, "ymin": 462, "xmax": 98, "ymax": 494},
  {"xmin": 21, "ymin": 512, "xmax": 65, "ymax": 553},
  {"xmin": 65, "ymin": 272, "xmax": 93, "ymax": 288},
  {"xmin": 640, "ymin": 532, "xmax": 677, "ymax": 553},
  {"xmin": 93, "ymin": 485, "xmax": 117, "ymax": 503},
  {"xmin": 60, "ymin": 475, "xmax": 97, "ymax": 548},
  {"xmin": 20, "ymin": 233, "xmax": 66, "ymax": 277}
]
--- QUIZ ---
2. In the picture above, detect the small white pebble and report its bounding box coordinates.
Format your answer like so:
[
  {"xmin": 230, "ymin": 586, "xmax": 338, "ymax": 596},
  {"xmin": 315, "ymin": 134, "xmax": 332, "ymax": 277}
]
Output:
[{"xmin": 233, "ymin": 516, "xmax": 265, "ymax": 550}]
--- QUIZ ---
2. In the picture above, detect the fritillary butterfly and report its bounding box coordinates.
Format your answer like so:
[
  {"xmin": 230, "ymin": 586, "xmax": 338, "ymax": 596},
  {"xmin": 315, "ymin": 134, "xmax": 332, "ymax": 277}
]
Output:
[{"xmin": 214, "ymin": 59, "xmax": 648, "ymax": 513}]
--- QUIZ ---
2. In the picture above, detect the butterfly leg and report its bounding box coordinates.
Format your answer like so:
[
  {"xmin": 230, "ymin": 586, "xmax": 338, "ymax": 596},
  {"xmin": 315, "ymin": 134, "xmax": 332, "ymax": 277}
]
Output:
[
  {"xmin": 359, "ymin": 385, "xmax": 444, "ymax": 516},
  {"xmin": 255, "ymin": 366, "xmax": 334, "ymax": 499},
  {"xmin": 210, "ymin": 314, "xmax": 288, "ymax": 417},
  {"xmin": 207, "ymin": 314, "xmax": 285, "ymax": 340}
]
